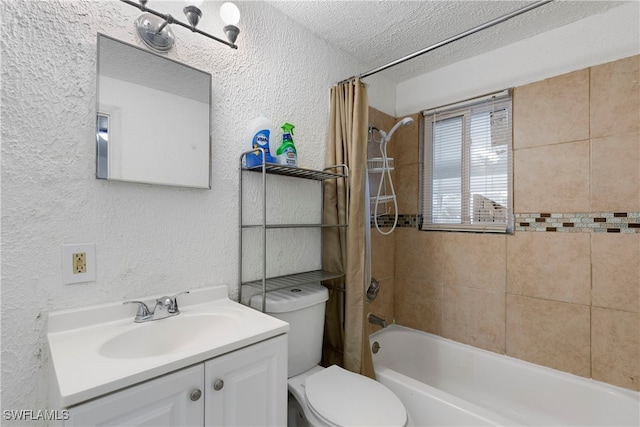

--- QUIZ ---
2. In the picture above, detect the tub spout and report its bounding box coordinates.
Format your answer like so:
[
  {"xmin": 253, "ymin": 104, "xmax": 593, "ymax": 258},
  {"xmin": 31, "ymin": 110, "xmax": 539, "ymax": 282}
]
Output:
[{"xmin": 368, "ymin": 313, "xmax": 387, "ymax": 328}]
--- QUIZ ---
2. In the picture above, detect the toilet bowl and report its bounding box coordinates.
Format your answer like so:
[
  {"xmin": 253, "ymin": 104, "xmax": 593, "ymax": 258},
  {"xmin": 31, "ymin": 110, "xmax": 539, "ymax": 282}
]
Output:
[{"xmin": 250, "ymin": 283, "xmax": 408, "ymax": 427}]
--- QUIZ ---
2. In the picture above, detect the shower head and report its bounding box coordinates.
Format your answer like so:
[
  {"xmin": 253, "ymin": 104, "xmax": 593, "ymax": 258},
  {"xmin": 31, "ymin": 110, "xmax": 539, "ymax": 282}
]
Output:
[
  {"xmin": 382, "ymin": 116, "xmax": 415, "ymax": 143},
  {"xmin": 401, "ymin": 117, "xmax": 415, "ymax": 126}
]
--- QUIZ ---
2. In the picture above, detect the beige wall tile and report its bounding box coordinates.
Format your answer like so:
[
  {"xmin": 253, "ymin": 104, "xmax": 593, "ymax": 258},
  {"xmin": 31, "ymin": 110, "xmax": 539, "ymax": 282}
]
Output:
[
  {"xmin": 396, "ymin": 163, "xmax": 419, "ymax": 215},
  {"xmin": 591, "ymin": 132, "xmax": 640, "ymax": 212},
  {"xmin": 441, "ymin": 232, "xmax": 506, "ymax": 292},
  {"xmin": 507, "ymin": 232, "xmax": 591, "ymax": 305},
  {"xmin": 389, "ymin": 56, "xmax": 639, "ymax": 392},
  {"xmin": 395, "ymin": 229, "xmax": 444, "ymax": 284},
  {"xmin": 514, "ymin": 140, "xmax": 590, "ymax": 213},
  {"xmin": 506, "ymin": 295, "xmax": 590, "ymax": 377},
  {"xmin": 369, "ymin": 107, "xmax": 395, "ymax": 131},
  {"xmin": 592, "ymin": 233, "xmax": 640, "ymax": 313},
  {"xmin": 592, "ymin": 308, "xmax": 640, "ymax": 391},
  {"xmin": 591, "ymin": 55, "xmax": 640, "ymax": 139},
  {"xmin": 443, "ymin": 286, "xmax": 506, "ymax": 354},
  {"xmin": 371, "ymin": 230, "xmax": 395, "ymax": 281},
  {"xmin": 367, "ymin": 105, "xmax": 397, "ymax": 328},
  {"xmin": 395, "ymin": 275, "xmax": 442, "ymax": 335},
  {"xmin": 394, "ymin": 113, "xmax": 421, "ymax": 167},
  {"xmin": 368, "ymin": 107, "xmax": 395, "ymax": 159},
  {"xmin": 514, "ymin": 69, "xmax": 589, "ymax": 149}
]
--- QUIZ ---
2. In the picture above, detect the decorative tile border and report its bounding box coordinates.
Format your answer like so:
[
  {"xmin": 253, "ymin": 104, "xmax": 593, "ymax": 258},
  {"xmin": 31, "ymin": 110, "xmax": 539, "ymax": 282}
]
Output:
[
  {"xmin": 515, "ymin": 212, "xmax": 640, "ymax": 233},
  {"xmin": 370, "ymin": 214, "xmax": 420, "ymax": 228},
  {"xmin": 370, "ymin": 213, "xmax": 640, "ymax": 233}
]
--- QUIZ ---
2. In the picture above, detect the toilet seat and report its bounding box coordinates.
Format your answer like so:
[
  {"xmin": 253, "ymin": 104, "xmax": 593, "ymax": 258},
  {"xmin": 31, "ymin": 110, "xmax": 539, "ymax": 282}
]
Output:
[{"xmin": 303, "ymin": 365, "xmax": 407, "ymax": 427}]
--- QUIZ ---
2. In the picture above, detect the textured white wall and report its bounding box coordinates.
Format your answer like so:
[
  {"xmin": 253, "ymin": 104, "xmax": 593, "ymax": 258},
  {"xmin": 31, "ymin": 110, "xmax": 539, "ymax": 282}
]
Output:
[
  {"xmin": 396, "ymin": 1, "xmax": 640, "ymax": 116},
  {"xmin": 0, "ymin": 0, "xmax": 395, "ymax": 415}
]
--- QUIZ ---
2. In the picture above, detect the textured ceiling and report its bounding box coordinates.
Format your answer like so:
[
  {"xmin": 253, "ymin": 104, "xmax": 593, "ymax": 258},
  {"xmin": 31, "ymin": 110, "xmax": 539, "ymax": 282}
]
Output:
[{"xmin": 265, "ymin": 0, "xmax": 628, "ymax": 83}]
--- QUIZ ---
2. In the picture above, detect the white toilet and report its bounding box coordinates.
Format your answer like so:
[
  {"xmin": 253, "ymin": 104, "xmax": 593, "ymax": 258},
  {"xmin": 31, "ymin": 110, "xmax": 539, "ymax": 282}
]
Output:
[{"xmin": 250, "ymin": 283, "xmax": 407, "ymax": 427}]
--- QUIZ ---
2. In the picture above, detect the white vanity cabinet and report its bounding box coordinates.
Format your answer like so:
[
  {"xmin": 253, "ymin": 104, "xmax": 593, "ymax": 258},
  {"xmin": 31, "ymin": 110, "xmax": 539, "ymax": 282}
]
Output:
[
  {"xmin": 65, "ymin": 336, "xmax": 287, "ymax": 427},
  {"xmin": 204, "ymin": 334, "xmax": 287, "ymax": 426},
  {"xmin": 66, "ymin": 364, "xmax": 204, "ymax": 426}
]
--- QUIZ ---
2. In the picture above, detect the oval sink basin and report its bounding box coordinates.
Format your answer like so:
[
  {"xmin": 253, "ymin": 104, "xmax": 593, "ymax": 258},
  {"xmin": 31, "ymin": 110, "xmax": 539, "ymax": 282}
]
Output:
[{"xmin": 100, "ymin": 313, "xmax": 242, "ymax": 359}]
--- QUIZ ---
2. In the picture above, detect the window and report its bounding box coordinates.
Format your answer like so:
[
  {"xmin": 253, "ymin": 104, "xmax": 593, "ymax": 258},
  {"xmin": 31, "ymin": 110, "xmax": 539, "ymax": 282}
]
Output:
[{"xmin": 421, "ymin": 90, "xmax": 513, "ymax": 233}]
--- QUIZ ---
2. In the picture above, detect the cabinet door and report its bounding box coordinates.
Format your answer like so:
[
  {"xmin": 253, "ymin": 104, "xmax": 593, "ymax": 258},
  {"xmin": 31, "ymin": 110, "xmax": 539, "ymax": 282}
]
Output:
[
  {"xmin": 204, "ymin": 335, "xmax": 287, "ymax": 427},
  {"xmin": 66, "ymin": 364, "xmax": 204, "ymax": 427}
]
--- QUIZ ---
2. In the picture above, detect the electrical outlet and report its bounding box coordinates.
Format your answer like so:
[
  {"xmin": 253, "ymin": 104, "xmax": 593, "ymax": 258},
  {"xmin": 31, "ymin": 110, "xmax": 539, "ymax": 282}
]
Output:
[
  {"xmin": 62, "ymin": 244, "xmax": 96, "ymax": 284},
  {"xmin": 73, "ymin": 252, "xmax": 86, "ymax": 274}
]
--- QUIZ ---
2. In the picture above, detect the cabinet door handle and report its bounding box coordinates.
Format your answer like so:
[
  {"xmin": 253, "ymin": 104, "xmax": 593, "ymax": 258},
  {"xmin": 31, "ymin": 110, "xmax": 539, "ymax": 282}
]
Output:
[
  {"xmin": 190, "ymin": 389, "xmax": 202, "ymax": 401},
  {"xmin": 213, "ymin": 379, "xmax": 224, "ymax": 391}
]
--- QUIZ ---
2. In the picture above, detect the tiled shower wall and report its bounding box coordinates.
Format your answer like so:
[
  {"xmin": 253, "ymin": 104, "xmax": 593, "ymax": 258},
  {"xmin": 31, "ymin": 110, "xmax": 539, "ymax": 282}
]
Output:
[
  {"xmin": 365, "ymin": 109, "xmax": 398, "ymax": 337},
  {"xmin": 368, "ymin": 54, "xmax": 639, "ymax": 391}
]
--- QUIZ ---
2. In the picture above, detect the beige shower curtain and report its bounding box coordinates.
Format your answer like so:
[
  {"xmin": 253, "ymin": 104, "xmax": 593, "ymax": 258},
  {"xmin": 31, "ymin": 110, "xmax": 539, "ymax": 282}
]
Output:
[{"xmin": 322, "ymin": 79, "xmax": 375, "ymax": 378}]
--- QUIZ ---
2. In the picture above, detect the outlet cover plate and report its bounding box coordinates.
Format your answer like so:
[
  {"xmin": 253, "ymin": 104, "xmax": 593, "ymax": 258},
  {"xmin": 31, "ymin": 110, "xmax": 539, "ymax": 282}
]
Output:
[{"xmin": 62, "ymin": 243, "xmax": 96, "ymax": 284}]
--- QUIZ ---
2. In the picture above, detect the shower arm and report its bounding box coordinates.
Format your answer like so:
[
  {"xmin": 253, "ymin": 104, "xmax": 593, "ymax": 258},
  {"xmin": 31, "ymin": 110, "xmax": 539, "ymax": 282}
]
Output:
[{"xmin": 384, "ymin": 118, "xmax": 413, "ymax": 142}]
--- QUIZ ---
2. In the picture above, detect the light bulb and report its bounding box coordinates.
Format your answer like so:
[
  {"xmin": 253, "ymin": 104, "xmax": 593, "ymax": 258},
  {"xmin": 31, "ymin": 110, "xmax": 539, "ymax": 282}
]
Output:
[{"xmin": 220, "ymin": 2, "xmax": 240, "ymax": 26}]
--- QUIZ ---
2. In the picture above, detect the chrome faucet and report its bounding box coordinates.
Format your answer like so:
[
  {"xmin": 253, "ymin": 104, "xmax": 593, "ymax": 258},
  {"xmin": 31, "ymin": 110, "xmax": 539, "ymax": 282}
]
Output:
[
  {"xmin": 367, "ymin": 313, "xmax": 388, "ymax": 328},
  {"xmin": 124, "ymin": 291, "xmax": 190, "ymax": 323}
]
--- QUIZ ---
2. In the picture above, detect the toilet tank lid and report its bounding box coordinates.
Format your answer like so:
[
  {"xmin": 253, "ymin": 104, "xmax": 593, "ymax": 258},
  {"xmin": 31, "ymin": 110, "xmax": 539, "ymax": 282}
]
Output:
[{"xmin": 249, "ymin": 283, "xmax": 329, "ymax": 313}]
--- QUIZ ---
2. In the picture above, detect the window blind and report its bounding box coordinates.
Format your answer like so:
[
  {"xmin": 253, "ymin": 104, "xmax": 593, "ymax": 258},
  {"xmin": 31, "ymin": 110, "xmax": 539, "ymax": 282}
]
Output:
[{"xmin": 421, "ymin": 90, "xmax": 513, "ymax": 233}]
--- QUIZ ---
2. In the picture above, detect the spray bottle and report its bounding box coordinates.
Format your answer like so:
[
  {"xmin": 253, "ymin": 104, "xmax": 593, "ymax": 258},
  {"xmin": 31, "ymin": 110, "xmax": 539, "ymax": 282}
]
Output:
[{"xmin": 276, "ymin": 123, "xmax": 298, "ymax": 167}]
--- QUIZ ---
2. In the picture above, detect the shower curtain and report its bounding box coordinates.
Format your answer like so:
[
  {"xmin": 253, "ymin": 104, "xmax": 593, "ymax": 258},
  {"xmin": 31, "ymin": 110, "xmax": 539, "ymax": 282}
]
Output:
[{"xmin": 322, "ymin": 79, "xmax": 375, "ymax": 378}]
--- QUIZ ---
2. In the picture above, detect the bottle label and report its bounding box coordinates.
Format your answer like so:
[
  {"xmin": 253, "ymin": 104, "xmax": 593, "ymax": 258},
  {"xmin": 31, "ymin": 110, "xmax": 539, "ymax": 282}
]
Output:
[
  {"xmin": 246, "ymin": 130, "xmax": 275, "ymax": 167},
  {"xmin": 281, "ymin": 147, "xmax": 297, "ymax": 167}
]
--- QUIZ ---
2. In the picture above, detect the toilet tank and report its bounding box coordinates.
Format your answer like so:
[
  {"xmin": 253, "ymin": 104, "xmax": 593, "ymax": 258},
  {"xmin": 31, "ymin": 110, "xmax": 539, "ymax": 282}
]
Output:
[{"xmin": 250, "ymin": 283, "xmax": 329, "ymax": 377}]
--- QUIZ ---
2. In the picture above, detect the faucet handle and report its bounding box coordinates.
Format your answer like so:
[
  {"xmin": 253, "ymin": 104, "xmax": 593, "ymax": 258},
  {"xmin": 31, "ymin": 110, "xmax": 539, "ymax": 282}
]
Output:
[
  {"xmin": 168, "ymin": 291, "xmax": 190, "ymax": 313},
  {"xmin": 123, "ymin": 300, "xmax": 152, "ymax": 322}
]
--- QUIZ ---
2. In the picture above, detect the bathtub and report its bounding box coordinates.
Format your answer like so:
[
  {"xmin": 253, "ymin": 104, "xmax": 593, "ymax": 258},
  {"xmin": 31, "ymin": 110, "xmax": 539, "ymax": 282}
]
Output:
[{"xmin": 370, "ymin": 325, "xmax": 640, "ymax": 426}]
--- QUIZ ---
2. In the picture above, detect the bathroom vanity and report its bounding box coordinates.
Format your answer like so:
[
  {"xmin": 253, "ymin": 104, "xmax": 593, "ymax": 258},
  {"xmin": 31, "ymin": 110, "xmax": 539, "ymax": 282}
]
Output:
[{"xmin": 47, "ymin": 286, "xmax": 288, "ymax": 426}]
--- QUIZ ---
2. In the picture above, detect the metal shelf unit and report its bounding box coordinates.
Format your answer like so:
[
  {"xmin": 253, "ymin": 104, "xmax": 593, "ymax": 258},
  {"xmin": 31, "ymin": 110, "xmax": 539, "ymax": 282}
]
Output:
[
  {"xmin": 239, "ymin": 149, "xmax": 349, "ymax": 312},
  {"xmin": 242, "ymin": 270, "xmax": 346, "ymax": 293}
]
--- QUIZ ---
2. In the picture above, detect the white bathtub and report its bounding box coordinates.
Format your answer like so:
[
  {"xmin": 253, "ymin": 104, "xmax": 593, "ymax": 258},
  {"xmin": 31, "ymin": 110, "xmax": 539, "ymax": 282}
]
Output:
[{"xmin": 371, "ymin": 325, "xmax": 640, "ymax": 426}]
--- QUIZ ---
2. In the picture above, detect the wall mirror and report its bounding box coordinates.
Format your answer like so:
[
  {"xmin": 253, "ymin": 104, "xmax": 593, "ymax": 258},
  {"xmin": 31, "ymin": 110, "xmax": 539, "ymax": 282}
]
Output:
[{"xmin": 96, "ymin": 34, "xmax": 212, "ymax": 189}]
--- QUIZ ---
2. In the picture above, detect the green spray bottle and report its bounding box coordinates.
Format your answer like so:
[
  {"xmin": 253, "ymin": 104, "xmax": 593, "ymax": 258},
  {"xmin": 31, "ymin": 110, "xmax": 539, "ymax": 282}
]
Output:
[{"xmin": 276, "ymin": 123, "xmax": 297, "ymax": 167}]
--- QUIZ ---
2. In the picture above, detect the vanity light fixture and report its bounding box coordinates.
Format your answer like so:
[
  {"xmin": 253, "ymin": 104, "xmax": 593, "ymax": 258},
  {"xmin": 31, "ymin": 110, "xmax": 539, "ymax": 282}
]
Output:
[
  {"xmin": 220, "ymin": 2, "xmax": 241, "ymax": 44},
  {"xmin": 120, "ymin": 0, "xmax": 240, "ymax": 51}
]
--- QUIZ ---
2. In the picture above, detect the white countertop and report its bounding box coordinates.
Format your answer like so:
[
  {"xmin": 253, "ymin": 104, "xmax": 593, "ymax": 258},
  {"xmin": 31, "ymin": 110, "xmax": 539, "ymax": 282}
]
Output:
[{"xmin": 47, "ymin": 286, "xmax": 288, "ymax": 408}]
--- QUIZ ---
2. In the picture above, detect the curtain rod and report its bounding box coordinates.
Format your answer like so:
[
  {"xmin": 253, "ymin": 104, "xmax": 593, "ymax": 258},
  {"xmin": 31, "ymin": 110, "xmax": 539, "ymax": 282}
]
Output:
[
  {"xmin": 338, "ymin": 0, "xmax": 553, "ymax": 85},
  {"xmin": 422, "ymin": 89, "xmax": 511, "ymax": 116}
]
